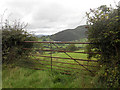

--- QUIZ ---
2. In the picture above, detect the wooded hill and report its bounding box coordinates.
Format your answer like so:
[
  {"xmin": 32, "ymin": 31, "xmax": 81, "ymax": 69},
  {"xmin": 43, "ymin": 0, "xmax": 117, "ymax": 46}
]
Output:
[{"xmin": 50, "ymin": 25, "xmax": 88, "ymax": 41}]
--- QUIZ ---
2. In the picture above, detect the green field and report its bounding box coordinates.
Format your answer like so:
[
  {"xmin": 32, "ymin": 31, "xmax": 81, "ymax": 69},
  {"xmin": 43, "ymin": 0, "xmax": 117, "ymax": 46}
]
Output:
[{"xmin": 30, "ymin": 49, "xmax": 98, "ymax": 74}]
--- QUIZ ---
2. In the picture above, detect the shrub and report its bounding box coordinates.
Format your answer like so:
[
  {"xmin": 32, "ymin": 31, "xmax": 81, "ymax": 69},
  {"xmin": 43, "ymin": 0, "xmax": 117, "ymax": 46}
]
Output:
[
  {"xmin": 86, "ymin": 5, "xmax": 120, "ymax": 87},
  {"xmin": 2, "ymin": 20, "xmax": 37, "ymax": 64},
  {"xmin": 66, "ymin": 44, "xmax": 77, "ymax": 51}
]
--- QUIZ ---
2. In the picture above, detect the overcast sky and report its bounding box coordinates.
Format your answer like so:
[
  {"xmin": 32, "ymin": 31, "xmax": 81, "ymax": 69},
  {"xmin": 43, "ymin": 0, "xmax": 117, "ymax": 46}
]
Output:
[{"xmin": 0, "ymin": 0, "xmax": 120, "ymax": 35}]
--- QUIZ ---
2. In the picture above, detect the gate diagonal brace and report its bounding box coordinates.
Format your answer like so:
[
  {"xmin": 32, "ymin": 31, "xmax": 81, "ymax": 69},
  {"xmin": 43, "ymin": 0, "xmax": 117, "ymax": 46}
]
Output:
[{"xmin": 52, "ymin": 43, "xmax": 95, "ymax": 75}]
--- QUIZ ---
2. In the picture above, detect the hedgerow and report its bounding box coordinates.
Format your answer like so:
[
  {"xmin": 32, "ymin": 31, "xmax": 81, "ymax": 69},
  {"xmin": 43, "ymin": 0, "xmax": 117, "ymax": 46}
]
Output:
[
  {"xmin": 2, "ymin": 20, "xmax": 37, "ymax": 64},
  {"xmin": 86, "ymin": 5, "xmax": 120, "ymax": 87}
]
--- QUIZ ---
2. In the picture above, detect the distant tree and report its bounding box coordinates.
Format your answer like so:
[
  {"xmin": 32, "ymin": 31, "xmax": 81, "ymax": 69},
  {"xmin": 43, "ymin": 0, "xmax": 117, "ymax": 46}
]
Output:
[{"xmin": 66, "ymin": 44, "xmax": 77, "ymax": 51}]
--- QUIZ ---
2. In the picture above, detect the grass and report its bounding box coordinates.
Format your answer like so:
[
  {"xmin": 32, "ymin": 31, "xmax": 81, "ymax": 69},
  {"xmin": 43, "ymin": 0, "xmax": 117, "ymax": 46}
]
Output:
[
  {"xmin": 2, "ymin": 50, "xmax": 100, "ymax": 88},
  {"xmin": 2, "ymin": 40, "xmax": 103, "ymax": 88},
  {"xmin": 3, "ymin": 65, "xmax": 98, "ymax": 88},
  {"xmin": 3, "ymin": 67, "xmax": 52, "ymax": 88}
]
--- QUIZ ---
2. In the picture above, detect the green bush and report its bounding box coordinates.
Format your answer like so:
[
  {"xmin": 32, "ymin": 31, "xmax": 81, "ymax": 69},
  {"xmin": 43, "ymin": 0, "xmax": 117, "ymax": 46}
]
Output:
[
  {"xmin": 2, "ymin": 20, "xmax": 37, "ymax": 64},
  {"xmin": 86, "ymin": 5, "xmax": 120, "ymax": 87},
  {"xmin": 66, "ymin": 44, "xmax": 77, "ymax": 51}
]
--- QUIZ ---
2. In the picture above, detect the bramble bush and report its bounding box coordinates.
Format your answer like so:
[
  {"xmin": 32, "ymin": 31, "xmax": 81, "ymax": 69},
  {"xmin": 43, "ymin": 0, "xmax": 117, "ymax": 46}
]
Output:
[
  {"xmin": 2, "ymin": 20, "xmax": 37, "ymax": 64},
  {"xmin": 86, "ymin": 5, "xmax": 120, "ymax": 87}
]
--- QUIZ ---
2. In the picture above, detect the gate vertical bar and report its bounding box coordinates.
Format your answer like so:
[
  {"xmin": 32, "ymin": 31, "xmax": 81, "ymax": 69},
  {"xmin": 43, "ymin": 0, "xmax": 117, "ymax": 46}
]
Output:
[{"xmin": 50, "ymin": 43, "xmax": 52, "ymax": 71}]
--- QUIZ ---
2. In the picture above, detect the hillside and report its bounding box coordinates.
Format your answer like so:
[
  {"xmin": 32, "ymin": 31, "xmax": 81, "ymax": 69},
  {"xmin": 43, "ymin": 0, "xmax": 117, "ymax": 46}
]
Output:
[{"xmin": 50, "ymin": 25, "xmax": 88, "ymax": 41}]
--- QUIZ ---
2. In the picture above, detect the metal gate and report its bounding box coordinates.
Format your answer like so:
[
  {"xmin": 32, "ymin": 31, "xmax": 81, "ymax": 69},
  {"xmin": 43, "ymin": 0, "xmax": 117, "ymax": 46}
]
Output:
[{"xmin": 23, "ymin": 41, "xmax": 101, "ymax": 75}]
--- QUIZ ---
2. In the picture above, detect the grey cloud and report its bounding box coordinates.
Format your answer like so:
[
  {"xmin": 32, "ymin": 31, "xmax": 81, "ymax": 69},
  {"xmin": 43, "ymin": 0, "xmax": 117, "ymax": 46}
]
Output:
[
  {"xmin": 28, "ymin": 27, "xmax": 61, "ymax": 35},
  {"xmin": 2, "ymin": 0, "xmax": 87, "ymax": 35},
  {"xmin": 27, "ymin": 3, "xmax": 70, "ymax": 30},
  {"xmin": 6, "ymin": 0, "xmax": 38, "ymax": 13},
  {"xmin": 33, "ymin": 3, "xmax": 69, "ymax": 22},
  {"xmin": 27, "ymin": 3, "xmax": 85, "ymax": 31}
]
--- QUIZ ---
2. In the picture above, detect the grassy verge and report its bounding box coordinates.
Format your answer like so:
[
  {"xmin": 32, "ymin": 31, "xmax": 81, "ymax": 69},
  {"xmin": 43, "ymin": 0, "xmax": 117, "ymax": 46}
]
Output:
[{"xmin": 3, "ymin": 65, "xmax": 101, "ymax": 88}]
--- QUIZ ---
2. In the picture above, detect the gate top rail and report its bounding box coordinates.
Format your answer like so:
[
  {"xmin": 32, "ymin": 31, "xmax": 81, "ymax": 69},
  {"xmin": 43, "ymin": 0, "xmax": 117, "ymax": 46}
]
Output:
[{"xmin": 24, "ymin": 41, "xmax": 94, "ymax": 44}]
